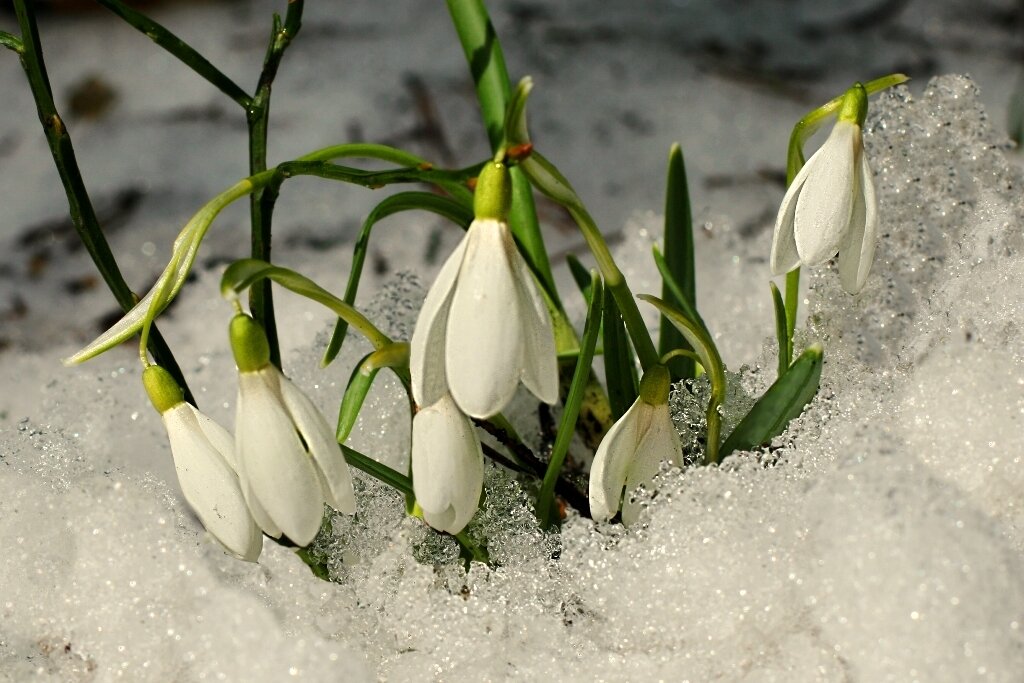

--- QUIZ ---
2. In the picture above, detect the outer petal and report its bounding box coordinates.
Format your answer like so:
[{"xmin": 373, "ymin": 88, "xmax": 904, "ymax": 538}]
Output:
[
  {"xmin": 770, "ymin": 169, "xmax": 804, "ymax": 275},
  {"xmin": 410, "ymin": 235, "xmax": 468, "ymax": 406},
  {"xmin": 411, "ymin": 394, "xmax": 483, "ymax": 534},
  {"xmin": 793, "ymin": 120, "xmax": 858, "ymax": 266},
  {"xmin": 236, "ymin": 371, "xmax": 325, "ymax": 546},
  {"xmin": 446, "ymin": 219, "xmax": 523, "ymax": 418},
  {"xmin": 190, "ymin": 404, "xmax": 238, "ymax": 471},
  {"xmin": 621, "ymin": 404, "xmax": 683, "ymax": 525},
  {"xmin": 838, "ymin": 150, "xmax": 879, "ymax": 294},
  {"xmin": 509, "ymin": 235, "xmax": 559, "ymax": 405},
  {"xmin": 588, "ymin": 399, "xmax": 650, "ymax": 522},
  {"xmin": 163, "ymin": 405, "xmax": 262, "ymax": 561},
  {"xmin": 276, "ymin": 369, "xmax": 356, "ymax": 515}
]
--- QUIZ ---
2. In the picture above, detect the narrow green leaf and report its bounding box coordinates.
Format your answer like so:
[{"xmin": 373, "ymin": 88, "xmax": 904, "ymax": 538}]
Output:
[
  {"xmin": 340, "ymin": 445, "xmax": 413, "ymax": 497},
  {"xmin": 336, "ymin": 343, "xmax": 410, "ymax": 443},
  {"xmin": 537, "ymin": 274, "xmax": 603, "ymax": 528},
  {"xmin": 322, "ymin": 192, "xmax": 473, "ymax": 366},
  {"xmin": 566, "ymin": 253, "xmax": 593, "ymax": 304},
  {"xmin": 719, "ymin": 344, "xmax": 823, "ymax": 458},
  {"xmin": 652, "ymin": 246, "xmax": 710, "ymax": 339},
  {"xmin": 602, "ymin": 286, "xmax": 638, "ymax": 420},
  {"xmin": 0, "ymin": 31, "xmax": 23, "ymax": 53},
  {"xmin": 659, "ymin": 144, "xmax": 697, "ymax": 381},
  {"xmin": 769, "ymin": 281, "xmax": 789, "ymax": 379}
]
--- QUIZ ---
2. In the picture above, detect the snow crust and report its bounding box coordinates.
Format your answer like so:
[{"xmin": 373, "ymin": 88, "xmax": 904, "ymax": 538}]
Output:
[{"xmin": 2, "ymin": 75, "xmax": 1023, "ymax": 681}]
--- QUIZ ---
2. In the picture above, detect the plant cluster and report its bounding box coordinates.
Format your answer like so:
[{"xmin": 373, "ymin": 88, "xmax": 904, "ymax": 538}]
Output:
[{"xmin": 2, "ymin": 0, "xmax": 905, "ymax": 570}]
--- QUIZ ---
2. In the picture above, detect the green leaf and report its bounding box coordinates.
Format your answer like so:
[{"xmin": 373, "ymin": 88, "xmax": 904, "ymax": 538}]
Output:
[
  {"xmin": 340, "ymin": 444, "xmax": 413, "ymax": 497},
  {"xmin": 321, "ymin": 192, "xmax": 473, "ymax": 366},
  {"xmin": 652, "ymin": 246, "xmax": 710, "ymax": 339},
  {"xmin": 659, "ymin": 144, "xmax": 697, "ymax": 381},
  {"xmin": 602, "ymin": 286, "xmax": 638, "ymax": 420},
  {"xmin": 336, "ymin": 343, "xmax": 410, "ymax": 443},
  {"xmin": 536, "ymin": 273, "xmax": 603, "ymax": 528},
  {"xmin": 719, "ymin": 344, "xmax": 823, "ymax": 458},
  {"xmin": 769, "ymin": 281, "xmax": 790, "ymax": 378},
  {"xmin": 566, "ymin": 253, "xmax": 594, "ymax": 304}
]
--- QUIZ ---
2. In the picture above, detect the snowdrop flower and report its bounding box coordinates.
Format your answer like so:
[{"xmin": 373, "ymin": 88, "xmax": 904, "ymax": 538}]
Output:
[
  {"xmin": 589, "ymin": 364, "xmax": 682, "ymax": 525},
  {"xmin": 771, "ymin": 83, "xmax": 878, "ymax": 294},
  {"xmin": 411, "ymin": 392, "xmax": 484, "ymax": 534},
  {"xmin": 143, "ymin": 365, "xmax": 262, "ymax": 561},
  {"xmin": 230, "ymin": 314, "xmax": 355, "ymax": 547},
  {"xmin": 410, "ymin": 161, "xmax": 558, "ymax": 419}
]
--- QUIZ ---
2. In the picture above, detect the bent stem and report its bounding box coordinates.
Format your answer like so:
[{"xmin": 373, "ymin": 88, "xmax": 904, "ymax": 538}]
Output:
[
  {"xmin": 247, "ymin": 0, "xmax": 304, "ymax": 369},
  {"xmin": 11, "ymin": 0, "xmax": 192, "ymax": 400}
]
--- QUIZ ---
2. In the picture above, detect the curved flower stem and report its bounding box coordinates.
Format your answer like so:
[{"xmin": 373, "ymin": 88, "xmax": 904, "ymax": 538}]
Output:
[
  {"xmin": 247, "ymin": 0, "xmax": 304, "ymax": 370},
  {"xmin": 11, "ymin": 0, "xmax": 192, "ymax": 401},
  {"xmin": 444, "ymin": 0, "xmax": 559, "ymax": 306}
]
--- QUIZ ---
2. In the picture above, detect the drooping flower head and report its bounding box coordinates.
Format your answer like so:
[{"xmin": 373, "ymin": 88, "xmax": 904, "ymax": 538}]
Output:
[
  {"xmin": 411, "ymin": 392, "xmax": 484, "ymax": 534},
  {"xmin": 771, "ymin": 83, "xmax": 878, "ymax": 294},
  {"xmin": 410, "ymin": 161, "xmax": 558, "ymax": 419},
  {"xmin": 143, "ymin": 364, "xmax": 262, "ymax": 561},
  {"xmin": 589, "ymin": 364, "xmax": 683, "ymax": 525},
  {"xmin": 230, "ymin": 314, "xmax": 355, "ymax": 547}
]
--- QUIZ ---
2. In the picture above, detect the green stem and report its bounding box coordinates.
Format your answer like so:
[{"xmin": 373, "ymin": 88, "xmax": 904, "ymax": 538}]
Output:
[
  {"xmin": 95, "ymin": 0, "xmax": 251, "ymax": 108},
  {"xmin": 444, "ymin": 0, "xmax": 558, "ymax": 305},
  {"xmin": 246, "ymin": 1, "xmax": 303, "ymax": 370},
  {"xmin": 537, "ymin": 278, "xmax": 602, "ymax": 528},
  {"xmin": 12, "ymin": 0, "xmax": 192, "ymax": 402}
]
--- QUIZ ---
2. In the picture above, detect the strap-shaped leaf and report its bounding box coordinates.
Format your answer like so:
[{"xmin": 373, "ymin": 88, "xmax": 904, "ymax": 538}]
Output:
[
  {"xmin": 321, "ymin": 192, "xmax": 473, "ymax": 367},
  {"xmin": 566, "ymin": 253, "xmax": 594, "ymax": 305},
  {"xmin": 719, "ymin": 344, "xmax": 823, "ymax": 458},
  {"xmin": 659, "ymin": 144, "xmax": 697, "ymax": 381},
  {"xmin": 536, "ymin": 272, "xmax": 603, "ymax": 528},
  {"xmin": 336, "ymin": 343, "xmax": 410, "ymax": 443},
  {"xmin": 769, "ymin": 281, "xmax": 790, "ymax": 378},
  {"xmin": 602, "ymin": 285, "xmax": 638, "ymax": 420}
]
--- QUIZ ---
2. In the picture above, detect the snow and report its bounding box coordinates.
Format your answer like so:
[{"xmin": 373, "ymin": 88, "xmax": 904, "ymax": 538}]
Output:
[{"xmin": 2, "ymin": 1, "xmax": 1024, "ymax": 681}]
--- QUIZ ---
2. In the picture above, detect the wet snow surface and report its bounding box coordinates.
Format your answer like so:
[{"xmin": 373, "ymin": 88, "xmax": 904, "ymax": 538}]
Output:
[{"xmin": 2, "ymin": 1, "xmax": 1024, "ymax": 681}]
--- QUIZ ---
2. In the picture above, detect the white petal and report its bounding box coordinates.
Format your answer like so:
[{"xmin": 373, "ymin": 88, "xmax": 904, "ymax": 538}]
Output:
[
  {"xmin": 276, "ymin": 368, "xmax": 356, "ymax": 514},
  {"xmin": 411, "ymin": 394, "xmax": 483, "ymax": 534},
  {"xmin": 621, "ymin": 404, "xmax": 682, "ymax": 526},
  {"xmin": 838, "ymin": 150, "xmax": 879, "ymax": 294},
  {"xmin": 163, "ymin": 405, "xmax": 262, "ymax": 561},
  {"xmin": 187, "ymin": 404, "xmax": 238, "ymax": 471},
  {"xmin": 236, "ymin": 371, "xmax": 325, "ymax": 546},
  {"xmin": 588, "ymin": 399, "xmax": 650, "ymax": 522},
  {"xmin": 770, "ymin": 171, "xmax": 803, "ymax": 275},
  {"xmin": 509, "ymin": 237, "xmax": 559, "ymax": 405},
  {"xmin": 793, "ymin": 120, "xmax": 858, "ymax": 266},
  {"xmin": 446, "ymin": 219, "xmax": 523, "ymax": 418},
  {"xmin": 410, "ymin": 236, "xmax": 468, "ymax": 407}
]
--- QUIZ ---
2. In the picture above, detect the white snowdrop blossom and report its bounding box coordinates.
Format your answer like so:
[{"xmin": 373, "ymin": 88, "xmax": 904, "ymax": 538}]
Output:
[
  {"xmin": 410, "ymin": 161, "xmax": 558, "ymax": 419},
  {"xmin": 143, "ymin": 365, "xmax": 262, "ymax": 561},
  {"xmin": 771, "ymin": 85, "xmax": 878, "ymax": 294},
  {"xmin": 411, "ymin": 392, "xmax": 484, "ymax": 534},
  {"xmin": 589, "ymin": 365, "xmax": 682, "ymax": 525},
  {"xmin": 230, "ymin": 314, "xmax": 356, "ymax": 547}
]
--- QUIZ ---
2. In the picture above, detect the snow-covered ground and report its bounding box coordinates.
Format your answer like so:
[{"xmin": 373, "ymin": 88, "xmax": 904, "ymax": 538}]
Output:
[{"xmin": 1, "ymin": 1, "xmax": 1022, "ymax": 681}]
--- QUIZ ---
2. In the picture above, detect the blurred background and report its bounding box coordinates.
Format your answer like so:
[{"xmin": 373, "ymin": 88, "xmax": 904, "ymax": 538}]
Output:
[{"xmin": 0, "ymin": 0, "xmax": 1021, "ymax": 368}]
